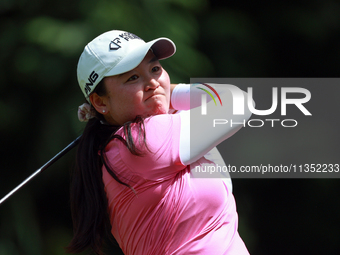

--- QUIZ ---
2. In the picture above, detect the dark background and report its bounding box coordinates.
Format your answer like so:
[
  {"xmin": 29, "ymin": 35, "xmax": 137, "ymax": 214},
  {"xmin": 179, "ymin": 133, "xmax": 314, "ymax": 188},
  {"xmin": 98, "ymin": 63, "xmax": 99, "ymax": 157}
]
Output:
[{"xmin": 1, "ymin": 0, "xmax": 340, "ymax": 254}]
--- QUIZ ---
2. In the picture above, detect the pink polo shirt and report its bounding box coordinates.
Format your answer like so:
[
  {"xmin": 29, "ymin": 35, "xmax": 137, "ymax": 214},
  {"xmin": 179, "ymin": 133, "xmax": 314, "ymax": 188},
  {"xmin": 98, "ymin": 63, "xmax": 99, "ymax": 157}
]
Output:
[{"xmin": 102, "ymin": 113, "xmax": 249, "ymax": 255}]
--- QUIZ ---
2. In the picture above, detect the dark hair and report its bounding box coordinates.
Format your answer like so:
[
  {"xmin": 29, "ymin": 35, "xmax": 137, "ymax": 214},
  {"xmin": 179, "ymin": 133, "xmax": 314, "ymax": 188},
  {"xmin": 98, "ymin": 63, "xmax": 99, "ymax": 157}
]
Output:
[{"xmin": 66, "ymin": 80, "xmax": 147, "ymax": 255}]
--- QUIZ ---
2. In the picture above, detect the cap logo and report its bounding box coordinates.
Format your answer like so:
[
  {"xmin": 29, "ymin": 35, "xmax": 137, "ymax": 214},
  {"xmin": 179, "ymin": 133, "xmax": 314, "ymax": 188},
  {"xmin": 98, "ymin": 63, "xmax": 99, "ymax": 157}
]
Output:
[
  {"xmin": 84, "ymin": 71, "xmax": 99, "ymax": 95},
  {"xmin": 109, "ymin": 38, "xmax": 122, "ymax": 50},
  {"xmin": 109, "ymin": 32, "xmax": 142, "ymax": 51}
]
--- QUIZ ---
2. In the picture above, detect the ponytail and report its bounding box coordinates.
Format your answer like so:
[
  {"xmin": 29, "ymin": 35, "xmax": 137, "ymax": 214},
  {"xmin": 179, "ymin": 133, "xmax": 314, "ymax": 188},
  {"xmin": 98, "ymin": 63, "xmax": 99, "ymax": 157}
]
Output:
[
  {"xmin": 67, "ymin": 110, "xmax": 147, "ymax": 254},
  {"xmin": 66, "ymin": 117, "xmax": 116, "ymax": 254}
]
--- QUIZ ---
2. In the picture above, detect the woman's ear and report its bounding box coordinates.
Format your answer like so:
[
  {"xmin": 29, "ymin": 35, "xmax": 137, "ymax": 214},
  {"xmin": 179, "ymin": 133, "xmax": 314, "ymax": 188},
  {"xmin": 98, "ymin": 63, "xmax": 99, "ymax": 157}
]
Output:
[{"xmin": 89, "ymin": 93, "xmax": 107, "ymax": 114}]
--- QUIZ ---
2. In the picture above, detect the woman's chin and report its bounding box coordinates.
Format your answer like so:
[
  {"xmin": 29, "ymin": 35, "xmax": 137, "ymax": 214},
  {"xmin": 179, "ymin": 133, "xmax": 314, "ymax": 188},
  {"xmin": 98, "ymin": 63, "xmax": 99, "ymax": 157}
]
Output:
[{"xmin": 144, "ymin": 105, "xmax": 168, "ymax": 118}]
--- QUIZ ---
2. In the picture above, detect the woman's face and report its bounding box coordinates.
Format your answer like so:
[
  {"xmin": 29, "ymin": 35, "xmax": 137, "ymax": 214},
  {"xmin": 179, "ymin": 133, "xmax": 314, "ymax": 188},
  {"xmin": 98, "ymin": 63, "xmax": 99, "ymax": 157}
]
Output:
[{"xmin": 91, "ymin": 51, "xmax": 171, "ymax": 125}]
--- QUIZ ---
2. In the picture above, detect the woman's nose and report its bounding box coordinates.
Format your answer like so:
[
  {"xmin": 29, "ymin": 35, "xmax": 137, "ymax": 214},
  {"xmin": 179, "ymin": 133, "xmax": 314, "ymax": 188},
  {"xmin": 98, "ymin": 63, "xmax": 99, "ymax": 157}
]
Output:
[{"xmin": 145, "ymin": 78, "xmax": 159, "ymax": 91}]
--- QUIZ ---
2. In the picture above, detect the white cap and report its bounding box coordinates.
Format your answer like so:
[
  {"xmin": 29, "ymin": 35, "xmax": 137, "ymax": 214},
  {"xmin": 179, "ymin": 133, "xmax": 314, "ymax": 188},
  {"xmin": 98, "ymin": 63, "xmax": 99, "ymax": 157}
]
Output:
[{"xmin": 77, "ymin": 30, "xmax": 176, "ymax": 100}]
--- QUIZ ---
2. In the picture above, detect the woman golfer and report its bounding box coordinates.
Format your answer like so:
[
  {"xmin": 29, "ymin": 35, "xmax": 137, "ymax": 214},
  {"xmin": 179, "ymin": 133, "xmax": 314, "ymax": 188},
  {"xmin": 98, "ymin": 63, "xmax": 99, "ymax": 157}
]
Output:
[{"xmin": 68, "ymin": 30, "xmax": 251, "ymax": 255}]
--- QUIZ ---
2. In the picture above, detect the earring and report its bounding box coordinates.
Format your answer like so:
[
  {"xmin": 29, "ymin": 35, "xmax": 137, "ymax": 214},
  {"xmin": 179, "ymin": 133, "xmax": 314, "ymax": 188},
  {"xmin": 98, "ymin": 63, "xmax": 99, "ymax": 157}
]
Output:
[{"xmin": 103, "ymin": 110, "xmax": 106, "ymax": 113}]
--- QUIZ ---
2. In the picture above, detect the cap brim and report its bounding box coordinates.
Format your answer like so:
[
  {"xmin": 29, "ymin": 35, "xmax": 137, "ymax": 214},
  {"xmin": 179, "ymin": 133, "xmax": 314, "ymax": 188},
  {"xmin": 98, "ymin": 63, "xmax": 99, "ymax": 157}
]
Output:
[{"xmin": 105, "ymin": 37, "xmax": 176, "ymax": 77}]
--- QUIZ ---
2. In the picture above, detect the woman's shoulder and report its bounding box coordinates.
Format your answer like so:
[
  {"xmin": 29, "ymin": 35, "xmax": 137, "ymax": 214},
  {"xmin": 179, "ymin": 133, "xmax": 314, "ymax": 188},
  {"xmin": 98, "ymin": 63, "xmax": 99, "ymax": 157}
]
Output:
[
  {"xmin": 145, "ymin": 112, "xmax": 181, "ymax": 131},
  {"xmin": 113, "ymin": 113, "xmax": 181, "ymax": 137},
  {"xmin": 107, "ymin": 113, "xmax": 181, "ymax": 150},
  {"xmin": 104, "ymin": 113, "xmax": 185, "ymax": 180}
]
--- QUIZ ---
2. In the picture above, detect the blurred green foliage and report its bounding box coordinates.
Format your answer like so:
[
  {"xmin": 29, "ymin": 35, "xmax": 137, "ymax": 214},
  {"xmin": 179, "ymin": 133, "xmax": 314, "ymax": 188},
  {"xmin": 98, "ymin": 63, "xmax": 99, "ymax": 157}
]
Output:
[{"xmin": 1, "ymin": 0, "xmax": 340, "ymax": 254}]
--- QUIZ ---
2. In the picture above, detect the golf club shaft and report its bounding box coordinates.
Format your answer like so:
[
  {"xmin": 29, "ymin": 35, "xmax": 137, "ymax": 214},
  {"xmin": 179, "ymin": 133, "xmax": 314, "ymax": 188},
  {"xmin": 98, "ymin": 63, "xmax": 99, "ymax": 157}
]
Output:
[{"xmin": 0, "ymin": 135, "xmax": 81, "ymax": 205}]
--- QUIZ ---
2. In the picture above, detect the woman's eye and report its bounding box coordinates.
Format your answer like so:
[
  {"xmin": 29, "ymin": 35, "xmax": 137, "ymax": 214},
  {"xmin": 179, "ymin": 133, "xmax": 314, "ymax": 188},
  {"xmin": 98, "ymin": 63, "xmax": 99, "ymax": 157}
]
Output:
[
  {"xmin": 152, "ymin": 66, "xmax": 160, "ymax": 73},
  {"xmin": 127, "ymin": 75, "xmax": 138, "ymax": 82}
]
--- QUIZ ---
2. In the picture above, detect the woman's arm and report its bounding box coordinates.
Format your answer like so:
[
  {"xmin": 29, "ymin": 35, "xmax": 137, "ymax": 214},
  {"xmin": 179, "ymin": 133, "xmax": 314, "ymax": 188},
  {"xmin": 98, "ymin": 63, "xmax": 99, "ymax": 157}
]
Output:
[
  {"xmin": 172, "ymin": 83, "xmax": 253, "ymax": 165},
  {"xmin": 169, "ymin": 84, "xmax": 179, "ymax": 110},
  {"xmin": 170, "ymin": 83, "xmax": 220, "ymax": 111}
]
